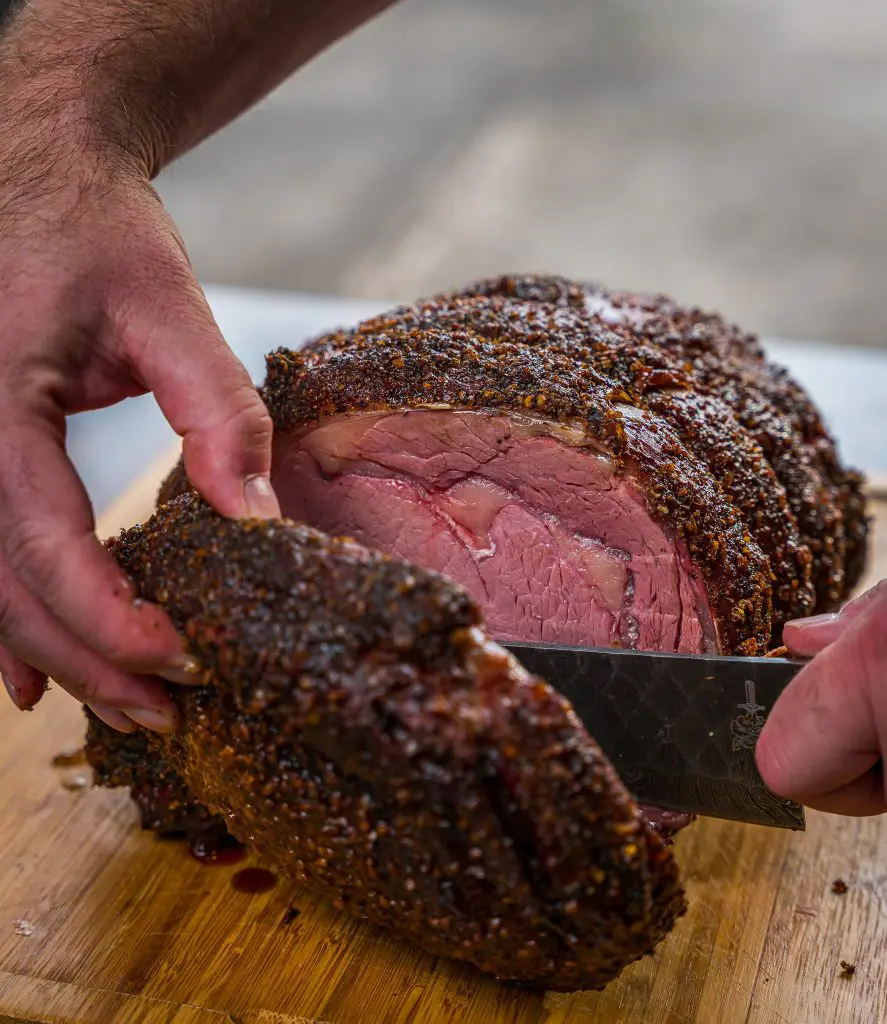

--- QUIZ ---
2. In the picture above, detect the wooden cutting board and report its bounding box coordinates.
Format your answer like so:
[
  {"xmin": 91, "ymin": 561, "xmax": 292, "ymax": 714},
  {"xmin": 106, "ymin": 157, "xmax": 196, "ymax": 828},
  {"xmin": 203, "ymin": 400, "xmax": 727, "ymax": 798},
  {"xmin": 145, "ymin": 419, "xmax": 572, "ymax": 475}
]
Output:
[{"xmin": 1, "ymin": 450, "xmax": 886, "ymax": 1024}]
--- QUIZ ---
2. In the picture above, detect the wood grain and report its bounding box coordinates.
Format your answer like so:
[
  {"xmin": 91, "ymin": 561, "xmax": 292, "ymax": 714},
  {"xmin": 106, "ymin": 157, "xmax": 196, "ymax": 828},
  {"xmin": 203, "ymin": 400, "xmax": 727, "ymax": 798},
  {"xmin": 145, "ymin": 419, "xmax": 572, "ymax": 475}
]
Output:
[{"xmin": 1, "ymin": 449, "xmax": 885, "ymax": 1024}]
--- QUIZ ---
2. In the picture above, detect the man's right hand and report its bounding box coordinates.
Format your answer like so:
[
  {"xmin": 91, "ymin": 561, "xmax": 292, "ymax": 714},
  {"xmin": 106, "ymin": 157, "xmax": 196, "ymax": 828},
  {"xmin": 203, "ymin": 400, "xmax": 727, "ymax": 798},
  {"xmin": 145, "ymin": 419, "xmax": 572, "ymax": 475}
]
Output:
[{"xmin": 0, "ymin": 82, "xmax": 278, "ymax": 733}]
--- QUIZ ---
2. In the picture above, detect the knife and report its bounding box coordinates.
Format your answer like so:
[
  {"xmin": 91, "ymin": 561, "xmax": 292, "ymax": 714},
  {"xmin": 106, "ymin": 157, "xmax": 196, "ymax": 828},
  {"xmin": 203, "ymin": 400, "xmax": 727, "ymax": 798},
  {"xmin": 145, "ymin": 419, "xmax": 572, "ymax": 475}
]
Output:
[{"xmin": 502, "ymin": 643, "xmax": 806, "ymax": 831}]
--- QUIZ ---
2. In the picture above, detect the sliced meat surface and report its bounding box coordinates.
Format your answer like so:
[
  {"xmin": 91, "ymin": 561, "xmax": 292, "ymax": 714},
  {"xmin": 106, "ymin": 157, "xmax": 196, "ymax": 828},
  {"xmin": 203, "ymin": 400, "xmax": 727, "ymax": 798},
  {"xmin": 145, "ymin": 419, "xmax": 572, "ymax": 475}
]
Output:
[{"xmin": 275, "ymin": 410, "xmax": 716, "ymax": 654}]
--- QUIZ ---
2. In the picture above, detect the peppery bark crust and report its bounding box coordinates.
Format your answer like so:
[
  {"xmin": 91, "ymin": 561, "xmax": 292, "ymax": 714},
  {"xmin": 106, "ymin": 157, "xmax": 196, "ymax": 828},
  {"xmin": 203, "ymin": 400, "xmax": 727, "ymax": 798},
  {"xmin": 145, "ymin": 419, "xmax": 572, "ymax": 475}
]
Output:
[
  {"xmin": 87, "ymin": 719, "xmax": 215, "ymax": 834},
  {"xmin": 451, "ymin": 275, "xmax": 866, "ymax": 609},
  {"xmin": 579, "ymin": 283, "xmax": 863, "ymax": 610},
  {"xmin": 89, "ymin": 494, "xmax": 686, "ymax": 991},
  {"xmin": 157, "ymin": 458, "xmax": 191, "ymax": 506}
]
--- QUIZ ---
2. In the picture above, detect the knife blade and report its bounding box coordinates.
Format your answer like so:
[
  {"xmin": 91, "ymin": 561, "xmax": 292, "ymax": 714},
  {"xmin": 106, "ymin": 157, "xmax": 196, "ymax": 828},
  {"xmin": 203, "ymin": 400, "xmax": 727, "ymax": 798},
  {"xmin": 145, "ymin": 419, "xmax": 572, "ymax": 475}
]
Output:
[{"xmin": 502, "ymin": 643, "xmax": 806, "ymax": 831}]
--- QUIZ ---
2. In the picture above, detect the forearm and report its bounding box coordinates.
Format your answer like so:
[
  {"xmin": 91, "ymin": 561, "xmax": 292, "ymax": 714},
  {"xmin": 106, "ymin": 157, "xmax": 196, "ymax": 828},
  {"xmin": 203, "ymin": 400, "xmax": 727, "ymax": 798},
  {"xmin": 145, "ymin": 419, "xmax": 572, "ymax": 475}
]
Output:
[{"xmin": 0, "ymin": 0, "xmax": 397, "ymax": 176}]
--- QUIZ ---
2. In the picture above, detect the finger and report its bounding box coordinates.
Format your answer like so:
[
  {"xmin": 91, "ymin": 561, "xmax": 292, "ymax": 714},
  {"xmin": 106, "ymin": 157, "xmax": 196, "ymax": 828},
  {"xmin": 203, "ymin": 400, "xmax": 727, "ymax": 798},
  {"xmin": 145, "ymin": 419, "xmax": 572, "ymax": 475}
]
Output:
[
  {"xmin": 783, "ymin": 579, "xmax": 887, "ymax": 656},
  {"xmin": 117, "ymin": 266, "xmax": 279, "ymax": 519},
  {"xmin": 0, "ymin": 643, "xmax": 47, "ymax": 710},
  {"xmin": 757, "ymin": 604, "xmax": 887, "ymax": 803},
  {"xmin": 798, "ymin": 766, "xmax": 887, "ymax": 817},
  {"xmin": 0, "ymin": 419, "xmax": 194, "ymax": 683},
  {"xmin": 89, "ymin": 702, "xmax": 138, "ymax": 733},
  {"xmin": 0, "ymin": 550, "xmax": 181, "ymax": 730}
]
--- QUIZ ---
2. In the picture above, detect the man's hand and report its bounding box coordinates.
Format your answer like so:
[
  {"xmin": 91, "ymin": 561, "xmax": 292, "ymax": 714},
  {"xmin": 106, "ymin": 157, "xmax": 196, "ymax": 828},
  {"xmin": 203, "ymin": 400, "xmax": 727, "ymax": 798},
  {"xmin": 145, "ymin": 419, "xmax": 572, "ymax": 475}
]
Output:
[
  {"xmin": 0, "ymin": 101, "xmax": 278, "ymax": 733},
  {"xmin": 757, "ymin": 580, "xmax": 887, "ymax": 816},
  {"xmin": 0, "ymin": 0, "xmax": 395, "ymax": 731}
]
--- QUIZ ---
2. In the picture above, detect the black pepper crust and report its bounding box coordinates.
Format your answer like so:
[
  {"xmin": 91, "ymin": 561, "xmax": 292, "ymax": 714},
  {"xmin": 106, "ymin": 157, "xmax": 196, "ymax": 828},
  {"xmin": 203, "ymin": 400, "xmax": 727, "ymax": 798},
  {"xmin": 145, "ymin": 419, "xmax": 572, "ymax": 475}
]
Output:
[
  {"xmin": 86, "ymin": 718, "xmax": 214, "ymax": 834},
  {"xmin": 454, "ymin": 275, "xmax": 867, "ymax": 608},
  {"xmin": 157, "ymin": 459, "xmax": 191, "ymax": 507},
  {"xmin": 598, "ymin": 293, "xmax": 867, "ymax": 608},
  {"xmin": 89, "ymin": 494, "xmax": 686, "ymax": 991}
]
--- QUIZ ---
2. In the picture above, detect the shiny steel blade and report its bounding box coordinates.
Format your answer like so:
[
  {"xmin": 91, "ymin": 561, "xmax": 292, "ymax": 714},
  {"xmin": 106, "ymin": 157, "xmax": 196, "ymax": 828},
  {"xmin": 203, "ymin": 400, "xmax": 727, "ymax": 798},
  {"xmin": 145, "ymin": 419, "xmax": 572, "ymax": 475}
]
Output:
[{"xmin": 502, "ymin": 643, "xmax": 806, "ymax": 830}]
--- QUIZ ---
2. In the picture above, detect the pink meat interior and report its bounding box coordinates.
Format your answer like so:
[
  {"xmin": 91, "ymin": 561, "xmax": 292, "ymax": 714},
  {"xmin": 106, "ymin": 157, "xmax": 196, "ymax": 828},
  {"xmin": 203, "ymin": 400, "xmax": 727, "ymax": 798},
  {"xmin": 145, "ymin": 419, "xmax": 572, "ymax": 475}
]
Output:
[{"xmin": 272, "ymin": 410, "xmax": 718, "ymax": 654}]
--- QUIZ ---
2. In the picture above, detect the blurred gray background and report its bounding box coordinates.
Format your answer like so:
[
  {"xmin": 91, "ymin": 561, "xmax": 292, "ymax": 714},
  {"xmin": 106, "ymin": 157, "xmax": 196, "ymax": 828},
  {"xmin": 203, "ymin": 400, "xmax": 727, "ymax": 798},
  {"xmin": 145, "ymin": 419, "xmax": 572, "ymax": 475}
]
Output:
[{"xmin": 157, "ymin": 0, "xmax": 887, "ymax": 348}]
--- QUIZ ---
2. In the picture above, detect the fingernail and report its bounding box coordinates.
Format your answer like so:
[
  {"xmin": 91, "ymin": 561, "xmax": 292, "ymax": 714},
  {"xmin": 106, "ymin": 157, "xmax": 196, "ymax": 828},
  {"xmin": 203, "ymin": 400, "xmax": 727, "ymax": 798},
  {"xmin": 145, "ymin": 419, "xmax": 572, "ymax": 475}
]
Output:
[
  {"xmin": 123, "ymin": 706, "xmax": 179, "ymax": 733},
  {"xmin": 3, "ymin": 673, "xmax": 21, "ymax": 708},
  {"xmin": 244, "ymin": 475, "xmax": 280, "ymax": 519},
  {"xmin": 787, "ymin": 613, "xmax": 839, "ymax": 632},
  {"xmin": 89, "ymin": 703, "xmax": 137, "ymax": 733},
  {"xmin": 157, "ymin": 656, "xmax": 203, "ymax": 686},
  {"xmin": 783, "ymin": 612, "xmax": 845, "ymax": 657}
]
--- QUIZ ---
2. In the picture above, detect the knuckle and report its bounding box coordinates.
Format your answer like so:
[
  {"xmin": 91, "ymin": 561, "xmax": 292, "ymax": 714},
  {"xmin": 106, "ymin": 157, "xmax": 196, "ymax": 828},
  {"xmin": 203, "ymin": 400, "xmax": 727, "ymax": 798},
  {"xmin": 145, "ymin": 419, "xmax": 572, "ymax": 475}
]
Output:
[
  {"xmin": 94, "ymin": 636, "xmax": 136, "ymax": 670},
  {"xmin": 90, "ymin": 609, "xmax": 168, "ymax": 671},
  {"xmin": 114, "ymin": 265, "xmax": 207, "ymax": 359},
  {"xmin": 56, "ymin": 671, "xmax": 101, "ymax": 706},
  {"xmin": 190, "ymin": 386, "xmax": 272, "ymax": 459},
  {"xmin": 0, "ymin": 577, "xmax": 17, "ymax": 643},
  {"xmin": 224, "ymin": 386, "xmax": 273, "ymax": 441},
  {"xmin": 76, "ymin": 675, "xmax": 103, "ymax": 705},
  {"xmin": 2, "ymin": 517, "xmax": 58, "ymax": 596},
  {"xmin": 814, "ymin": 643, "xmax": 857, "ymax": 702},
  {"xmin": 239, "ymin": 401, "xmax": 274, "ymax": 446}
]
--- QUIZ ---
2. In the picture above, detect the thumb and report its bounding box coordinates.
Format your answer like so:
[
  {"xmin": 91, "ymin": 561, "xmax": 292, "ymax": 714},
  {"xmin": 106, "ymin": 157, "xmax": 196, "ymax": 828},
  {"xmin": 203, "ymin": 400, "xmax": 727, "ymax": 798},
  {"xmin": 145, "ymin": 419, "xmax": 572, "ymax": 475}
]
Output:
[{"xmin": 124, "ymin": 270, "xmax": 279, "ymax": 520}]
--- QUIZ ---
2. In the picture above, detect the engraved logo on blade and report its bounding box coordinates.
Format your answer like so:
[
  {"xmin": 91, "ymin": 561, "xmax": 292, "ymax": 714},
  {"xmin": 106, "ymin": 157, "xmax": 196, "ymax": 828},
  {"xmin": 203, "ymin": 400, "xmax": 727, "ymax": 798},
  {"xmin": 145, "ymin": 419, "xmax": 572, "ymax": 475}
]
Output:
[{"xmin": 730, "ymin": 679, "xmax": 766, "ymax": 752}]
